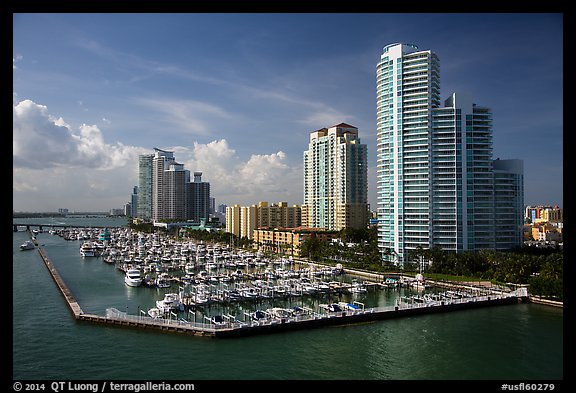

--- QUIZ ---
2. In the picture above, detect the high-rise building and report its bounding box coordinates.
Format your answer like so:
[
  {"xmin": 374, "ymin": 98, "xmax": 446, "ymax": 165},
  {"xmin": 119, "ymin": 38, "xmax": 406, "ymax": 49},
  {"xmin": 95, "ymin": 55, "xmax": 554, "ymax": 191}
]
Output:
[
  {"xmin": 130, "ymin": 186, "xmax": 138, "ymax": 217},
  {"xmin": 139, "ymin": 148, "xmax": 211, "ymax": 222},
  {"xmin": 137, "ymin": 154, "xmax": 154, "ymax": 219},
  {"xmin": 186, "ymin": 172, "xmax": 211, "ymax": 222},
  {"xmin": 152, "ymin": 148, "xmax": 187, "ymax": 221},
  {"xmin": 493, "ymin": 159, "xmax": 524, "ymax": 250},
  {"xmin": 376, "ymin": 43, "xmax": 523, "ymax": 265},
  {"xmin": 226, "ymin": 204, "xmax": 241, "ymax": 237},
  {"xmin": 303, "ymin": 123, "xmax": 368, "ymax": 231}
]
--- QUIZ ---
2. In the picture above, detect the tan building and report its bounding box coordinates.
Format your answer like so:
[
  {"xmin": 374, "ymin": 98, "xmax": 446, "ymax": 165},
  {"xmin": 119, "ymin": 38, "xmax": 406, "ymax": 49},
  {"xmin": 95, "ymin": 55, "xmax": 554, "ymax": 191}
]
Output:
[
  {"xmin": 253, "ymin": 227, "xmax": 340, "ymax": 255},
  {"xmin": 225, "ymin": 201, "xmax": 302, "ymax": 239},
  {"xmin": 303, "ymin": 123, "xmax": 368, "ymax": 231},
  {"xmin": 225, "ymin": 204, "xmax": 241, "ymax": 237},
  {"xmin": 240, "ymin": 205, "xmax": 258, "ymax": 239}
]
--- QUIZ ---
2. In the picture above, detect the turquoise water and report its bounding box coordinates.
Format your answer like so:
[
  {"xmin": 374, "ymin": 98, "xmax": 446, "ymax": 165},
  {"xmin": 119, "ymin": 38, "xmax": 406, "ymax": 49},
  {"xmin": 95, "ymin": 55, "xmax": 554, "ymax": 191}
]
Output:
[{"xmin": 12, "ymin": 218, "xmax": 564, "ymax": 381}]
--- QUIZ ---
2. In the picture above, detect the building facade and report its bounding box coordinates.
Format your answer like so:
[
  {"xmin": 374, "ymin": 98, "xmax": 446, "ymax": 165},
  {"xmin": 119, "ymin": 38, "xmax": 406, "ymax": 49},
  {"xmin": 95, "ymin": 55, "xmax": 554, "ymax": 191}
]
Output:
[
  {"xmin": 130, "ymin": 186, "xmax": 138, "ymax": 217},
  {"xmin": 493, "ymin": 159, "xmax": 524, "ymax": 250},
  {"xmin": 225, "ymin": 201, "xmax": 302, "ymax": 239},
  {"xmin": 139, "ymin": 148, "xmax": 212, "ymax": 222},
  {"xmin": 376, "ymin": 43, "xmax": 524, "ymax": 265},
  {"xmin": 152, "ymin": 148, "xmax": 188, "ymax": 221},
  {"xmin": 253, "ymin": 227, "xmax": 340, "ymax": 256},
  {"xmin": 303, "ymin": 123, "xmax": 368, "ymax": 231},
  {"xmin": 137, "ymin": 154, "xmax": 154, "ymax": 219},
  {"xmin": 226, "ymin": 204, "xmax": 241, "ymax": 238},
  {"xmin": 186, "ymin": 172, "xmax": 211, "ymax": 222}
]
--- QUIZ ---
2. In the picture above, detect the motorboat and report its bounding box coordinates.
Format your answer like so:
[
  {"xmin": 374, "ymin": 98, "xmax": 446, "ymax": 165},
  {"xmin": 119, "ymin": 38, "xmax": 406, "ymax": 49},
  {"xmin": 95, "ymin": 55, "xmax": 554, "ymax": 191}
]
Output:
[
  {"xmin": 288, "ymin": 306, "xmax": 308, "ymax": 317},
  {"xmin": 20, "ymin": 240, "xmax": 35, "ymax": 251},
  {"xmin": 350, "ymin": 280, "xmax": 368, "ymax": 294},
  {"xmin": 338, "ymin": 302, "xmax": 361, "ymax": 311},
  {"xmin": 156, "ymin": 293, "xmax": 182, "ymax": 313},
  {"xmin": 267, "ymin": 307, "xmax": 291, "ymax": 319},
  {"xmin": 411, "ymin": 273, "xmax": 432, "ymax": 290},
  {"xmin": 210, "ymin": 315, "xmax": 226, "ymax": 326},
  {"xmin": 124, "ymin": 269, "xmax": 143, "ymax": 287},
  {"xmin": 155, "ymin": 273, "xmax": 171, "ymax": 288},
  {"xmin": 80, "ymin": 242, "xmax": 98, "ymax": 257},
  {"xmin": 147, "ymin": 307, "xmax": 162, "ymax": 318},
  {"xmin": 252, "ymin": 310, "xmax": 267, "ymax": 321},
  {"xmin": 320, "ymin": 303, "xmax": 343, "ymax": 313}
]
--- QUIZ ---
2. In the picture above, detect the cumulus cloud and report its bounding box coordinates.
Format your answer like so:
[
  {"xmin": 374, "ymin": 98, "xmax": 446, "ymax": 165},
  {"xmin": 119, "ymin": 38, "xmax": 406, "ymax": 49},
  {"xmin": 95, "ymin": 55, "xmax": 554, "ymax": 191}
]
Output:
[
  {"xmin": 179, "ymin": 140, "xmax": 302, "ymax": 205},
  {"xmin": 13, "ymin": 99, "xmax": 142, "ymax": 170}
]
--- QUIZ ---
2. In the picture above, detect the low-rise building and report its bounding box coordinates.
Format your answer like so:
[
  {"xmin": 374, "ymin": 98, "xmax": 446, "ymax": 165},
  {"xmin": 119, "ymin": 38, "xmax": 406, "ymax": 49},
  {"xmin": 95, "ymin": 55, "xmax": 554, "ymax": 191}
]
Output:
[{"xmin": 253, "ymin": 227, "xmax": 340, "ymax": 255}]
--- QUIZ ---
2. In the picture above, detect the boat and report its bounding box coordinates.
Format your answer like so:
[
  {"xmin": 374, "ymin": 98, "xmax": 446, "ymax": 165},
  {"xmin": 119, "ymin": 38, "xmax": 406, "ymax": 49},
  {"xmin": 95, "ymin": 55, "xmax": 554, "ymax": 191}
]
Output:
[
  {"xmin": 155, "ymin": 273, "xmax": 171, "ymax": 288},
  {"xmin": 80, "ymin": 242, "xmax": 99, "ymax": 257},
  {"xmin": 147, "ymin": 307, "xmax": 163, "ymax": 318},
  {"xmin": 252, "ymin": 309, "xmax": 267, "ymax": 321},
  {"xmin": 320, "ymin": 303, "xmax": 343, "ymax": 313},
  {"xmin": 124, "ymin": 269, "xmax": 143, "ymax": 287},
  {"xmin": 267, "ymin": 307, "xmax": 292, "ymax": 319},
  {"xmin": 20, "ymin": 240, "xmax": 35, "ymax": 251},
  {"xmin": 210, "ymin": 315, "xmax": 226, "ymax": 326},
  {"xmin": 338, "ymin": 302, "xmax": 361, "ymax": 311},
  {"xmin": 410, "ymin": 273, "xmax": 432, "ymax": 290},
  {"xmin": 288, "ymin": 306, "xmax": 308, "ymax": 317},
  {"xmin": 156, "ymin": 293, "xmax": 182, "ymax": 313},
  {"xmin": 350, "ymin": 280, "xmax": 368, "ymax": 294},
  {"xmin": 185, "ymin": 263, "xmax": 196, "ymax": 275}
]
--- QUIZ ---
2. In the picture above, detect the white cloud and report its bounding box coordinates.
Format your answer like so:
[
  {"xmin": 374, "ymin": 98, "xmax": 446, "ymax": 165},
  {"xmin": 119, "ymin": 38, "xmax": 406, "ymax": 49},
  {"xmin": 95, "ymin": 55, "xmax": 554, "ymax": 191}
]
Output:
[
  {"xmin": 13, "ymin": 99, "xmax": 150, "ymax": 211},
  {"xmin": 177, "ymin": 140, "xmax": 302, "ymax": 206},
  {"xmin": 13, "ymin": 99, "xmax": 143, "ymax": 170}
]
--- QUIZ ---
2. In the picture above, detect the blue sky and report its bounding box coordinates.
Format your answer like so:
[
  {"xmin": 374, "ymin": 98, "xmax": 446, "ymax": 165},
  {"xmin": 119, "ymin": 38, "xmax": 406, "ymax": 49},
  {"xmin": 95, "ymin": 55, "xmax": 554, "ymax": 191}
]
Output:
[{"xmin": 13, "ymin": 13, "xmax": 563, "ymax": 212}]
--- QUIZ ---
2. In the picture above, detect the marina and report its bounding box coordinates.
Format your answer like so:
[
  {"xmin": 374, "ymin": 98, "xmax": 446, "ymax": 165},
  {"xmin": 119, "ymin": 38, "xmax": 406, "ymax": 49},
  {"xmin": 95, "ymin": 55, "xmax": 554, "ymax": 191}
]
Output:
[
  {"xmin": 27, "ymin": 225, "xmax": 529, "ymax": 339},
  {"xmin": 12, "ymin": 218, "xmax": 563, "ymax": 380}
]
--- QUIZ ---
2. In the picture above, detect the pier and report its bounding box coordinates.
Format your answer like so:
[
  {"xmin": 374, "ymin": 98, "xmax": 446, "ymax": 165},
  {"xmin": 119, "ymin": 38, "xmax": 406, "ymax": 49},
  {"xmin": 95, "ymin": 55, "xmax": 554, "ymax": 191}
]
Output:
[{"xmin": 34, "ymin": 233, "xmax": 528, "ymax": 338}]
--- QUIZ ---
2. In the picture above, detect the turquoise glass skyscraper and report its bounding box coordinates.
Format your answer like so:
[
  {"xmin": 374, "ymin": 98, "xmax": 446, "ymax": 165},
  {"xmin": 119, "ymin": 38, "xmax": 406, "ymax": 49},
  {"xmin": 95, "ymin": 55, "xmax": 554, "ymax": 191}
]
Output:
[{"xmin": 376, "ymin": 43, "xmax": 524, "ymax": 265}]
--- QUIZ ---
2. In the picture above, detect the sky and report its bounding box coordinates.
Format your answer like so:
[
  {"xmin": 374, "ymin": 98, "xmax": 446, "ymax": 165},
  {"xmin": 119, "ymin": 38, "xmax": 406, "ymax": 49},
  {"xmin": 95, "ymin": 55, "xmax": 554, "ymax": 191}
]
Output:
[{"xmin": 13, "ymin": 13, "xmax": 563, "ymax": 212}]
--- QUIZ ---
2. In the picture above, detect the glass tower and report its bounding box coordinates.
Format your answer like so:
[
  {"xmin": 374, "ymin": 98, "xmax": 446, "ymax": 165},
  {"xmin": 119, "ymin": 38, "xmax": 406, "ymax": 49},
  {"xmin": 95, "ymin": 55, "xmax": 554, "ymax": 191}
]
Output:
[
  {"xmin": 376, "ymin": 43, "xmax": 523, "ymax": 265},
  {"xmin": 376, "ymin": 43, "xmax": 440, "ymax": 264},
  {"xmin": 137, "ymin": 154, "xmax": 154, "ymax": 219}
]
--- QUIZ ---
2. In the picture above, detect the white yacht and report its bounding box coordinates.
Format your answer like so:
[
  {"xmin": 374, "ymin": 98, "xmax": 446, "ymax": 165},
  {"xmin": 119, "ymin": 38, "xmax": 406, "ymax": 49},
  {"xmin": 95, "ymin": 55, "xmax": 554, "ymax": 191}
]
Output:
[
  {"xmin": 156, "ymin": 293, "xmax": 182, "ymax": 313},
  {"xmin": 124, "ymin": 269, "xmax": 143, "ymax": 287},
  {"xmin": 147, "ymin": 307, "xmax": 163, "ymax": 319},
  {"xmin": 80, "ymin": 242, "xmax": 97, "ymax": 257},
  {"xmin": 20, "ymin": 240, "xmax": 35, "ymax": 251}
]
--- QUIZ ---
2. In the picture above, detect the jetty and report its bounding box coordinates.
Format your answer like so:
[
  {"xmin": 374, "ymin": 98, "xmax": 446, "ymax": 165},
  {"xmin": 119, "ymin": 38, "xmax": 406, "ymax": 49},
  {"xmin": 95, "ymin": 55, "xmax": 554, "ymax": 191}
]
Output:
[{"xmin": 34, "ymin": 233, "xmax": 529, "ymax": 338}]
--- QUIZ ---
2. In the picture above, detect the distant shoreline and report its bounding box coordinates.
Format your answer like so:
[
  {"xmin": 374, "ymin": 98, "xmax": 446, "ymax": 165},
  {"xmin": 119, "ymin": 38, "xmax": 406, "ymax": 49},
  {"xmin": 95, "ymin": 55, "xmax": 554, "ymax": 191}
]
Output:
[{"xmin": 13, "ymin": 212, "xmax": 114, "ymax": 218}]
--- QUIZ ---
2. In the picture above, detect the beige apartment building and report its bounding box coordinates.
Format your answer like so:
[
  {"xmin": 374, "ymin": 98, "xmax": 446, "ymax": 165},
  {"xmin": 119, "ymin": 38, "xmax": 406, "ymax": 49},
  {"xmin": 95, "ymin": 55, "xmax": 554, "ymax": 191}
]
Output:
[
  {"xmin": 302, "ymin": 123, "xmax": 368, "ymax": 231},
  {"xmin": 253, "ymin": 227, "xmax": 340, "ymax": 255},
  {"xmin": 225, "ymin": 201, "xmax": 301, "ymax": 239}
]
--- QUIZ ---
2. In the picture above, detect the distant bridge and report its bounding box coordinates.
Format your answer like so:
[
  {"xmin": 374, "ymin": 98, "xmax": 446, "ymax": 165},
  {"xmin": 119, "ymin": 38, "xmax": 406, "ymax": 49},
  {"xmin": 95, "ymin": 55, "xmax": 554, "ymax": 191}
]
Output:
[{"xmin": 13, "ymin": 223, "xmax": 114, "ymax": 232}]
